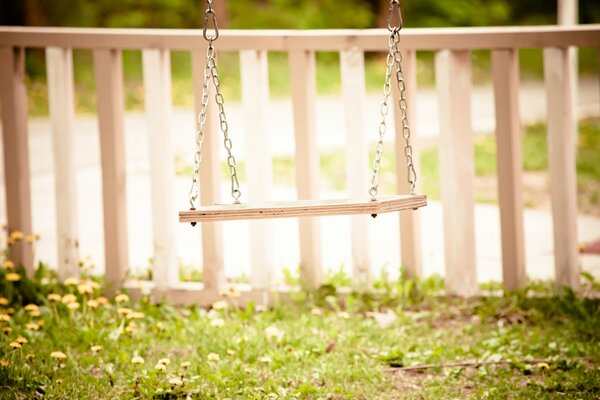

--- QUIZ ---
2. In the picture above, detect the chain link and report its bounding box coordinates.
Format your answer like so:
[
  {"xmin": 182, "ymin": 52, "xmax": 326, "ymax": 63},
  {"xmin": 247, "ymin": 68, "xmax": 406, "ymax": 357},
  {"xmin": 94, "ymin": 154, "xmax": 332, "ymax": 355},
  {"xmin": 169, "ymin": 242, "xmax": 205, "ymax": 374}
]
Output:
[
  {"xmin": 370, "ymin": 0, "xmax": 416, "ymax": 200},
  {"xmin": 188, "ymin": 50, "xmax": 212, "ymax": 208},
  {"xmin": 189, "ymin": 0, "xmax": 241, "ymax": 209}
]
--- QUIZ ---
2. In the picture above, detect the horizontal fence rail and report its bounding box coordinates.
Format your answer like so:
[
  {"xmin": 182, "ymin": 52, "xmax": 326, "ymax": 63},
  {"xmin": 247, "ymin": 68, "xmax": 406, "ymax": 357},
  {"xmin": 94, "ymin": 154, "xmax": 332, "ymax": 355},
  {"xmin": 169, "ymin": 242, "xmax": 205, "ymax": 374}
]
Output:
[{"xmin": 0, "ymin": 25, "xmax": 597, "ymax": 303}]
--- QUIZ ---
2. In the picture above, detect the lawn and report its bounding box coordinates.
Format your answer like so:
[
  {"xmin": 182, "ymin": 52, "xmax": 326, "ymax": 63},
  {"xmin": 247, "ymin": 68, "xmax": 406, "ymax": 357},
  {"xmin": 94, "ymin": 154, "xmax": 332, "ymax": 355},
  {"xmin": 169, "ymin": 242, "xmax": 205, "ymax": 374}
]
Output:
[{"xmin": 1, "ymin": 260, "xmax": 599, "ymax": 399}]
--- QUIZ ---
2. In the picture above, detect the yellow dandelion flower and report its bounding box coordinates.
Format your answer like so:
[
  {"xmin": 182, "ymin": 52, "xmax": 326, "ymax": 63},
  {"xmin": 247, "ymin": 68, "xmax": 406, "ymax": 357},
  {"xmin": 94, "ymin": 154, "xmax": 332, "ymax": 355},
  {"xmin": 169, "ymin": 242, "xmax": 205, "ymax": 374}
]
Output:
[
  {"xmin": 63, "ymin": 277, "xmax": 79, "ymax": 286},
  {"xmin": 227, "ymin": 349, "xmax": 236, "ymax": 356},
  {"xmin": 2, "ymin": 260, "xmax": 14, "ymax": 269},
  {"xmin": 50, "ymin": 351, "xmax": 67, "ymax": 360},
  {"xmin": 6, "ymin": 273, "xmax": 21, "ymax": 282},
  {"xmin": 207, "ymin": 353, "xmax": 220, "ymax": 362},
  {"xmin": 158, "ymin": 358, "xmax": 170, "ymax": 365},
  {"xmin": 9, "ymin": 231, "xmax": 24, "ymax": 241},
  {"xmin": 36, "ymin": 319, "xmax": 44, "ymax": 327},
  {"xmin": 25, "ymin": 353, "xmax": 35, "ymax": 361},
  {"xmin": 154, "ymin": 363, "xmax": 166, "ymax": 371},
  {"xmin": 127, "ymin": 312, "xmax": 144, "ymax": 320},
  {"xmin": 6, "ymin": 238, "xmax": 15, "ymax": 246},
  {"xmin": 26, "ymin": 322, "xmax": 40, "ymax": 331},
  {"xmin": 9, "ymin": 341, "xmax": 21, "ymax": 349},
  {"xmin": 86, "ymin": 299, "xmax": 99, "ymax": 308},
  {"xmin": 156, "ymin": 321, "xmax": 166, "ymax": 330},
  {"xmin": 0, "ymin": 315, "xmax": 10, "ymax": 322},
  {"xmin": 24, "ymin": 304, "xmax": 39, "ymax": 312},
  {"xmin": 180, "ymin": 361, "xmax": 191, "ymax": 369},
  {"xmin": 96, "ymin": 296, "xmax": 108, "ymax": 305},
  {"xmin": 0, "ymin": 359, "xmax": 9, "ymax": 367},
  {"xmin": 16, "ymin": 336, "xmax": 28, "ymax": 344},
  {"xmin": 117, "ymin": 307, "xmax": 132, "ymax": 316},
  {"xmin": 168, "ymin": 377, "xmax": 183, "ymax": 386},
  {"xmin": 6, "ymin": 308, "xmax": 15, "ymax": 315},
  {"xmin": 0, "ymin": 297, "xmax": 8, "ymax": 306},
  {"xmin": 537, "ymin": 362, "xmax": 550, "ymax": 371},
  {"xmin": 91, "ymin": 345, "xmax": 102, "ymax": 353},
  {"xmin": 61, "ymin": 294, "xmax": 77, "ymax": 304},
  {"xmin": 219, "ymin": 286, "xmax": 241, "ymax": 298},
  {"xmin": 212, "ymin": 300, "xmax": 228, "ymax": 311},
  {"xmin": 210, "ymin": 318, "xmax": 225, "ymax": 327},
  {"xmin": 29, "ymin": 310, "xmax": 41, "ymax": 317},
  {"xmin": 77, "ymin": 284, "xmax": 93, "ymax": 295},
  {"xmin": 3, "ymin": 327, "xmax": 12, "ymax": 334},
  {"xmin": 338, "ymin": 311, "xmax": 350, "ymax": 319},
  {"xmin": 78, "ymin": 259, "xmax": 86, "ymax": 267},
  {"xmin": 131, "ymin": 356, "xmax": 144, "ymax": 364},
  {"xmin": 258, "ymin": 355, "xmax": 272, "ymax": 363},
  {"xmin": 115, "ymin": 294, "xmax": 129, "ymax": 303},
  {"xmin": 68, "ymin": 302, "xmax": 80, "ymax": 310},
  {"xmin": 310, "ymin": 308, "xmax": 322, "ymax": 316},
  {"xmin": 47, "ymin": 293, "xmax": 62, "ymax": 302},
  {"xmin": 86, "ymin": 280, "xmax": 101, "ymax": 290},
  {"xmin": 25, "ymin": 234, "xmax": 40, "ymax": 243},
  {"xmin": 125, "ymin": 322, "xmax": 138, "ymax": 334}
]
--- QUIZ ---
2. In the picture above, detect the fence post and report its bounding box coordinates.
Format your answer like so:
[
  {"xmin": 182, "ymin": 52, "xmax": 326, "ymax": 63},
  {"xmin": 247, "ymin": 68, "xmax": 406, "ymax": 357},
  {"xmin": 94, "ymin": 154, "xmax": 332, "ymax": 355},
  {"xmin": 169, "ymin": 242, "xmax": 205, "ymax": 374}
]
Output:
[
  {"xmin": 340, "ymin": 47, "xmax": 371, "ymax": 289},
  {"xmin": 191, "ymin": 48, "xmax": 225, "ymax": 290},
  {"xmin": 289, "ymin": 49, "xmax": 323, "ymax": 289},
  {"xmin": 0, "ymin": 47, "xmax": 34, "ymax": 276},
  {"xmin": 393, "ymin": 49, "xmax": 423, "ymax": 280},
  {"xmin": 142, "ymin": 49, "xmax": 178, "ymax": 291},
  {"xmin": 240, "ymin": 49, "xmax": 274, "ymax": 290},
  {"xmin": 93, "ymin": 49, "xmax": 129, "ymax": 295},
  {"xmin": 46, "ymin": 47, "xmax": 80, "ymax": 281},
  {"xmin": 544, "ymin": 47, "xmax": 579, "ymax": 288},
  {"xmin": 492, "ymin": 49, "xmax": 527, "ymax": 290},
  {"xmin": 435, "ymin": 49, "xmax": 478, "ymax": 296}
]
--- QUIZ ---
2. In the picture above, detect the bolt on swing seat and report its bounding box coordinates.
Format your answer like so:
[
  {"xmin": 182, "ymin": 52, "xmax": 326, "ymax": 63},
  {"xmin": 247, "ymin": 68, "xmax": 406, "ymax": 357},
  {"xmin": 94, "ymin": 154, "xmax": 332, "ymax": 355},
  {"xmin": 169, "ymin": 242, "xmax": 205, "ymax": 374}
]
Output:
[{"xmin": 180, "ymin": 0, "xmax": 426, "ymax": 225}]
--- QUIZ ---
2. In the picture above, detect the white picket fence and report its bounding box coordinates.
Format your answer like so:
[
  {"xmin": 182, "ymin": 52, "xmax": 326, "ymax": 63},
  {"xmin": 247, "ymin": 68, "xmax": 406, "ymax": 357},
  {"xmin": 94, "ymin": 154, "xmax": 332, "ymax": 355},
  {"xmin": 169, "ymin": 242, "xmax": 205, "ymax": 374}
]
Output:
[{"xmin": 1, "ymin": 25, "xmax": 598, "ymax": 303}]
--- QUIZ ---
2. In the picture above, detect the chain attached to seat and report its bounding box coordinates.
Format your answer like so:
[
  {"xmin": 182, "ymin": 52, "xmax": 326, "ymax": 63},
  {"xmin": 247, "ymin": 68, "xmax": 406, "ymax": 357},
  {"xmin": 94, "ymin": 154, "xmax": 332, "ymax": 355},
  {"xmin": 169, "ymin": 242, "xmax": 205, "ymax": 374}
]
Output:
[
  {"xmin": 369, "ymin": 0, "xmax": 416, "ymax": 201},
  {"xmin": 189, "ymin": 0, "xmax": 241, "ymax": 214}
]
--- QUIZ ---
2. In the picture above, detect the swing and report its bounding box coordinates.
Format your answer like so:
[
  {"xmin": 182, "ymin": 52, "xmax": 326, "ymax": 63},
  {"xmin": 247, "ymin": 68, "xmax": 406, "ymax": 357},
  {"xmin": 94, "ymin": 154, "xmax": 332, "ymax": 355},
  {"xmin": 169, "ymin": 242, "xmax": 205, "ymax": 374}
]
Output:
[{"xmin": 179, "ymin": 0, "xmax": 426, "ymax": 225}]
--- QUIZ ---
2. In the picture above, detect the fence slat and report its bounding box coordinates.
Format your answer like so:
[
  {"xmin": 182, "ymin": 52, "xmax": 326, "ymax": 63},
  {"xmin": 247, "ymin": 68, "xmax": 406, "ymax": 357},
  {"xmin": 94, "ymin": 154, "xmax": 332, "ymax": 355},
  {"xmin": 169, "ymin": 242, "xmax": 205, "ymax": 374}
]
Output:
[
  {"xmin": 93, "ymin": 49, "xmax": 129, "ymax": 294},
  {"xmin": 435, "ymin": 49, "xmax": 477, "ymax": 296},
  {"xmin": 0, "ymin": 47, "xmax": 34, "ymax": 276},
  {"xmin": 191, "ymin": 49, "xmax": 225, "ymax": 290},
  {"xmin": 240, "ymin": 49, "xmax": 273, "ymax": 289},
  {"xmin": 340, "ymin": 48, "xmax": 371, "ymax": 289},
  {"xmin": 142, "ymin": 49, "xmax": 178, "ymax": 290},
  {"xmin": 491, "ymin": 49, "xmax": 527, "ymax": 290},
  {"xmin": 393, "ymin": 49, "xmax": 423, "ymax": 279},
  {"xmin": 289, "ymin": 49, "xmax": 322, "ymax": 289},
  {"xmin": 46, "ymin": 47, "xmax": 79, "ymax": 281},
  {"xmin": 543, "ymin": 47, "xmax": 579, "ymax": 288}
]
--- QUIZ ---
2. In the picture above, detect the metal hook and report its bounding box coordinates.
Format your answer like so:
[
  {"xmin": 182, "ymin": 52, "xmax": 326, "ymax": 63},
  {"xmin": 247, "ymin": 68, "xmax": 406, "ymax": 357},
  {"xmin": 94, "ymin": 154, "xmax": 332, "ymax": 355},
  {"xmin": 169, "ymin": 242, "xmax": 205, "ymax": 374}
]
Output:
[
  {"xmin": 387, "ymin": 0, "xmax": 403, "ymax": 33},
  {"xmin": 203, "ymin": 7, "xmax": 219, "ymax": 41}
]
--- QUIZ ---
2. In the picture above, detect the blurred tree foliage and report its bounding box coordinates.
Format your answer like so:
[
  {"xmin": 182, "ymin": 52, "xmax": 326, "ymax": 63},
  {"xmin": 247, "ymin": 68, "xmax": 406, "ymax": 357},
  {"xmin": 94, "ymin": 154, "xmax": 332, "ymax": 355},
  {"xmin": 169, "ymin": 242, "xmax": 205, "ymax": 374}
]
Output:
[{"xmin": 2, "ymin": 0, "xmax": 599, "ymax": 29}]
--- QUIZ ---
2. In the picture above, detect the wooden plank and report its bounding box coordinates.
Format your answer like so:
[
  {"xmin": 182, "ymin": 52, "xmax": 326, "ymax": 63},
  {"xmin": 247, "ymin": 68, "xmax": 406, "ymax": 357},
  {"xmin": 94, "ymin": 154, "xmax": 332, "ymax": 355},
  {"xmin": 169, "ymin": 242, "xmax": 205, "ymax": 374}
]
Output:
[
  {"xmin": 191, "ymin": 48, "xmax": 224, "ymax": 290},
  {"xmin": 289, "ymin": 49, "xmax": 322, "ymax": 289},
  {"xmin": 435, "ymin": 49, "xmax": 477, "ymax": 296},
  {"xmin": 543, "ymin": 47, "xmax": 579, "ymax": 288},
  {"xmin": 392, "ymin": 49, "xmax": 423, "ymax": 280},
  {"xmin": 93, "ymin": 49, "xmax": 129, "ymax": 294},
  {"xmin": 142, "ymin": 49, "xmax": 178, "ymax": 290},
  {"xmin": 340, "ymin": 47, "xmax": 371, "ymax": 289},
  {"xmin": 179, "ymin": 195, "xmax": 427, "ymax": 223},
  {"xmin": 46, "ymin": 47, "xmax": 79, "ymax": 281},
  {"xmin": 240, "ymin": 49, "xmax": 273, "ymax": 289},
  {"xmin": 0, "ymin": 47, "xmax": 34, "ymax": 276},
  {"xmin": 558, "ymin": 0, "xmax": 579, "ymax": 149},
  {"xmin": 491, "ymin": 49, "xmax": 527, "ymax": 290},
  {"xmin": 0, "ymin": 26, "xmax": 599, "ymax": 51}
]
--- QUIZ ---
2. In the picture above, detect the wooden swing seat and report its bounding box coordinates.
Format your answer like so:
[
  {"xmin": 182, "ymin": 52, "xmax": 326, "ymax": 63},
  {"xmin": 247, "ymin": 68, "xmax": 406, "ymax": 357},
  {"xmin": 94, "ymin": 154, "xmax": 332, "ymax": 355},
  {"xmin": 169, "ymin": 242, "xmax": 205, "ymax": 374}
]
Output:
[{"xmin": 179, "ymin": 194, "xmax": 427, "ymax": 223}]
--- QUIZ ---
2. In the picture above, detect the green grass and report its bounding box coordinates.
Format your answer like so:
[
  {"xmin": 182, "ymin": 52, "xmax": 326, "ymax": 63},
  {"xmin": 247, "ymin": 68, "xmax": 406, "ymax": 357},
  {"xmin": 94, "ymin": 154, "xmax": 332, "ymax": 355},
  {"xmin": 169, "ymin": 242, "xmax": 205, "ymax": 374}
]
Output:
[{"xmin": 0, "ymin": 262, "xmax": 599, "ymax": 399}]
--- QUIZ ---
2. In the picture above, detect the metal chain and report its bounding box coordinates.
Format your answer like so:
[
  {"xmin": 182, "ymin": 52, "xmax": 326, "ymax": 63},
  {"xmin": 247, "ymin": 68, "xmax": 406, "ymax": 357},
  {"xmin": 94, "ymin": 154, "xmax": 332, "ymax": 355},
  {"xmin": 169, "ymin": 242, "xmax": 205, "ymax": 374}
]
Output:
[
  {"xmin": 208, "ymin": 43, "xmax": 241, "ymax": 203},
  {"xmin": 369, "ymin": 0, "xmax": 417, "ymax": 200},
  {"xmin": 188, "ymin": 56, "xmax": 211, "ymax": 208},
  {"xmin": 189, "ymin": 0, "xmax": 241, "ymax": 208}
]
